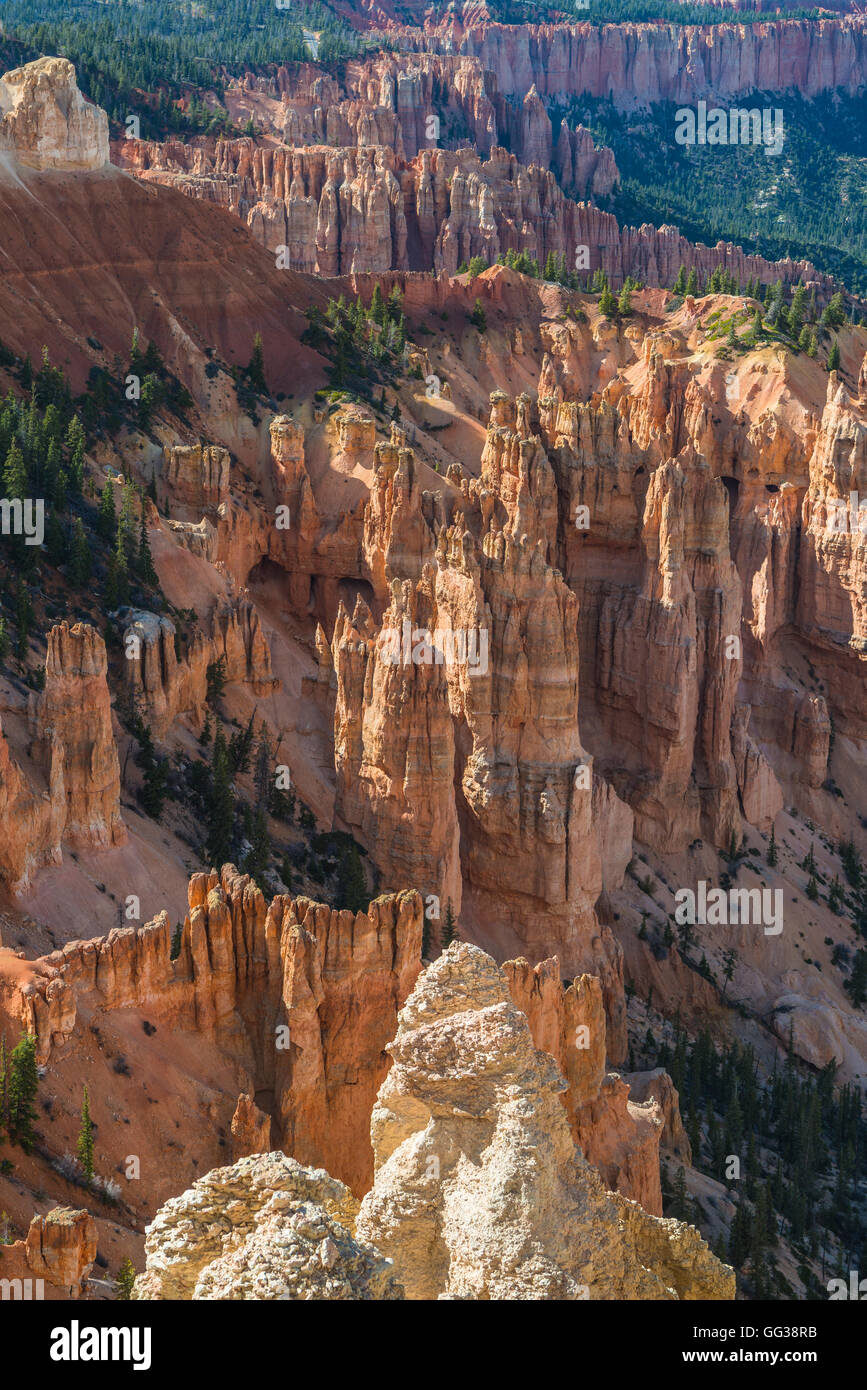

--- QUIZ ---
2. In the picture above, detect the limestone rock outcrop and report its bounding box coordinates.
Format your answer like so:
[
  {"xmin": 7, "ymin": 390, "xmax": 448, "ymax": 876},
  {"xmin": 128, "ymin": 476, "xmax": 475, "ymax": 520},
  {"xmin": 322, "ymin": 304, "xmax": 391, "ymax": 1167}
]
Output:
[
  {"xmin": 504, "ymin": 955, "xmax": 664, "ymax": 1214},
  {"xmin": 0, "ymin": 622, "xmax": 125, "ymax": 892},
  {"xmin": 0, "ymin": 57, "xmax": 109, "ymax": 171},
  {"xmin": 230, "ymin": 1093, "xmax": 272, "ymax": 1158},
  {"xmin": 161, "ymin": 442, "xmax": 230, "ymax": 516},
  {"xmin": 133, "ymin": 1154, "xmax": 402, "ymax": 1300},
  {"xmin": 355, "ymin": 943, "xmax": 734, "ymax": 1299},
  {"xmin": 120, "ymin": 595, "xmax": 276, "ymax": 738},
  {"xmin": 24, "ymin": 1207, "xmax": 98, "ymax": 1295}
]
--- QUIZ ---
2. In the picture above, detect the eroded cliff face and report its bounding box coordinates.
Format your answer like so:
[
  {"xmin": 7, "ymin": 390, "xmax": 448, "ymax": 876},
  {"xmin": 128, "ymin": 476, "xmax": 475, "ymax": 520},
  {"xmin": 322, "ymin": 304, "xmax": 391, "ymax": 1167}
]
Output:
[
  {"xmin": 0, "ymin": 622, "xmax": 126, "ymax": 892},
  {"xmin": 319, "ymin": 389, "xmax": 631, "ymax": 999},
  {"xmin": 113, "ymin": 44, "xmax": 839, "ymax": 297},
  {"xmin": 355, "ymin": 943, "xmax": 733, "ymax": 1299},
  {"xmin": 14, "ymin": 867, "xmax": 423, "ymax": 1195},
  {"xmin": 402, "ymin": 16, "xmax": 867, "ymax": 107},
  {"xmin": 0, "ymin": 57, "xmax": 109, "ymax": 172},
  {"xmin": 118, "ymin": 126, "xmax": 833, "ymax": 298},
  {"xmin": 2, "ymin": 53, "xmax": 867, "ymax": 1290},
  {"xmin": 120, "ymin": 593, "xmax": 277, "ymax": 738}
]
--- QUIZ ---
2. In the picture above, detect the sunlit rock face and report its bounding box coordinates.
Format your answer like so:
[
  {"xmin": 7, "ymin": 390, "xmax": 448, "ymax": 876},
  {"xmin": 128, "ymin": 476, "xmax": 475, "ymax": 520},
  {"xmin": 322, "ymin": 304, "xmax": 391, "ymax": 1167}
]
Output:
[{"xmin": 0, "ymin": 57, "xmax": 109, "ymax": 172}]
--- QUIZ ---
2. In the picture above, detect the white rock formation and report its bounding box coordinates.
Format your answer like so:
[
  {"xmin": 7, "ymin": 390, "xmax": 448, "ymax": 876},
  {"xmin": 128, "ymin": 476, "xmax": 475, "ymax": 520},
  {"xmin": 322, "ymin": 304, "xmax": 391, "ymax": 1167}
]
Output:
[
  {"xmin": 133, "ymin": 1153, "xmax": 403, "ymax": 1300},
  {"xmin": 355, "ymin": 943, "xmax": 735, "ymax": 1300},
  {"xmin": 0, "ymin": 57, "xmax": 109, "ymax": 171}
]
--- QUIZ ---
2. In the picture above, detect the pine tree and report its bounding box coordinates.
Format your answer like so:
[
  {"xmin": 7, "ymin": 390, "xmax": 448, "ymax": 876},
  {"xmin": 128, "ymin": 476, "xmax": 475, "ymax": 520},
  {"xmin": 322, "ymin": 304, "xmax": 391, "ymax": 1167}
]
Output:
[
  {"xmin": 77, "ymin": 1084, "xmax": 95, "ymax": 1183},
  {"xmin": 116, "ymin": 482, "xmax": 137, "ymax": 570},
  {"xmin": 206, "ymin": 724, "xmax": 234, "ymax": 868},
  {"xmin": 441, "ymin": 899, "xmax": 457, "ymax": 949},
  {"xmin": 369, "ymin": 283, "xmax": 386, "ymax": 325},
  {"xmin": 336, "ymin": 843, "xmax": 367, "ymax": 913},
  {"xmin": 767, "ymin": 825, "xmax": 777, "ymax": 866},
  {"xmin": 386, "ymin": 285, "xmax": 403, "ymax": 323},
  {"xmin": 685, "ymin": 267, "xmax": 699, "ymax": 296},
  {"xmin": 7, "ymin": 1033, "xmax": 38, "ymax": 1152},
  {"xmin": 670, "ymin": 1165, "xmax": 689, "ymax": 1220},
  {"xmin": 599, "ymin": 285, "xmax": 617, "ymax": 318},
  {"xmin": 104, "ymin": 552, "xmax": 122, "ymax": 608},
  {"xmin": 845, "ymin": 949, "xmax": 867, "ymax": 1007},
  {"xmin": 97, "ymin": 479, "xmax": 116, "ymax": 540},
  {"xmin": 721, "ymin": 947, "xmax": 737, "ymax": 1000},
  {"xmin": 617, "ymin": 280, "xmax": 633, "ymax": 316},
  {"xmin": 137, "ymin": 725, "xmax": 168, "ymax": 820},
  {"xmin": 246, "ymin": 333, "xmax": 268, "ymax": 394},
  {"xmin": 69, "ymin": 518, "xmax": 92, "ymax": 587},
  {"xmin": 808, "ymin": 330, "xmax": 818, "ymax": 358},
  {"xmin": 137, "ymin": 496, "xmax": 157, "ymax": 585},
  {"xmin": 65, "ymin": 416, "xmax": 85, "ymax": 494},
  {"xmin": 115, "ymin": 1257, "xmax": 137, "ymax": 1300},
  {"xmin": 673, "ymin": 265, "xmax": 687, "ymax": 295},
  {"xmin": 470, "ymin": 298, "xmax": 487, "ymax": 331},
  {"xmin": 827, "ymin": 339, "xmax": 841, "ymax": 373},
  {"xmin": 789, "ymin": 283, "xmax": 807, "ymax": 338},
  {"xmin": 2, "ymin": 440, "xmax": 27, "ymax": 500}
]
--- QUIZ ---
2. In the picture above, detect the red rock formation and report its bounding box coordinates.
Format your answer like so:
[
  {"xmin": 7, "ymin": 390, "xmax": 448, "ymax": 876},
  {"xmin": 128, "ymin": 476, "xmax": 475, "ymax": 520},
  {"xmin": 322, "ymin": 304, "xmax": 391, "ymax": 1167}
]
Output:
[
  {"xmin": 625, "ymin": 1067, "xmax": 692, "ymax": 1164},
  {"xmin": 408, "ymin": 17, "xmax": 867, "ymax": 107},
  {"xmin": 504, "ymin": 954, "xmax": 663, "ymax": 1213},
  {"xmin": 118, "ymin": 128, "xmax": 835, "ymax": 298},
  {"xmin": 1, "ymin": 1206, "xmax": 98, "ymax": 1299},
  {"xmin": 161, "ymin": 442, "xmax": 230, "ymax": 516},
  {"xmin": 16, "ymin": 868, "xmax": 423, "ymax": 1195},
  {"xmin": 230, "ymin": 1093, "xmax": 272, "ymax": 1158},
  {"xmin": 0, "ymin": 622, "xmax": 125, "ymax": 892},
  {"xmin": 121, "ymin": 594, "xmax": 276, "ymax": 738},
  {"xmin": 24, "ymin": 1207, "xmax": 98, "ymax": 1296}
]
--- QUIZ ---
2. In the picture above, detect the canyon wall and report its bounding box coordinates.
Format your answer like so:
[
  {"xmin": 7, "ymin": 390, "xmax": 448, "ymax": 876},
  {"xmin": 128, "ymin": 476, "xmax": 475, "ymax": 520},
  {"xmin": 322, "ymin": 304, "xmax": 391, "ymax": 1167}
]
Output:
[
  {"xmin": 398, "ymin": 17, "xmax": 867, "ymax": 107},
  {"xmin": 117, "ymin": 128, "xmax": 834, "ymax": 295}
]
